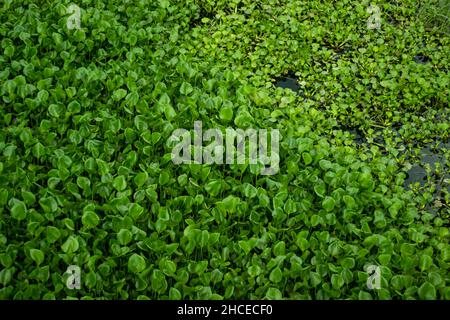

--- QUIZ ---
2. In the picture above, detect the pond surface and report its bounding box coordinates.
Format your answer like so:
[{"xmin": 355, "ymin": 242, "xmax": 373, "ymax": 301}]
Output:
[
  {"xmin": 414, "ymin": 55, "xmax": 431, "ymax": 64},
  {"xmin": 274, "ymin": 73, "xmax": 300, "ymax": 92},
  {"xmin": 404, "ymin": 146, "xmax": 449, "ymax": 192}
]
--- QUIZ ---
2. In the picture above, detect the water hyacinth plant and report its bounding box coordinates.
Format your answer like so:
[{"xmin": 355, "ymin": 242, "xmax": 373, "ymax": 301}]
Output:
[{"xmin": 0, "ymin": 0, "xmax": 449, "ymax": 300}]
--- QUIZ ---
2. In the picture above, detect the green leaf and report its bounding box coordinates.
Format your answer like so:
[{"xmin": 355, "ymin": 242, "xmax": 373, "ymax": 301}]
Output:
[
  {"xmin": 125, "ymin": 91, "xmax": 139, "ymax": 106},
  {"xmin": 242, "ymin": 183, "xmax": 257, "ymax": 198},
  {"xmin": 163, "ymin": 104, "xmax": 177, "ymax": 120},
  {"xmin": 331, "ymin": 273, "xmax": 345, "ymax": 289},
  {"xmin": 159, "ymin": 171, "xmax": 170, "ymax": 185},
  {"xmin": 340, "ymin": 257, "xmax": 355, "ymax": 269},
  {"xmin": 4, "ymin": 45, "xmax": 15, "ymax": 58},
  {"xmin": 128, "ymin": 254, "xmax": 146, "ymax": 274},
  {"xmin": 358, "ymin": 291, "xmax": 373, "ymax": 300},
  {"xmin": 0, "ymin": 188, "xmax": 8, "ymax": 206},
  {"xmin": 314, "ymin": 181, "xmax": 326, "ymax": 198},
  {"xmin": 169, "ymin": 287, "xmax": 182, "ymax": 300},
  {"xmin": 378, "ymin": 254, "xmax": 391, "ymax": 265},
  {"xmin": 322, "ymin": 196, "xmax": 336, "ymax": 212},
  {"xmin": 159, "ymin": 0, "xmax": 170, "ymax": 9},
  {"xmin": 359, "ymin": 172, "xmax": 374, "ymax": 190},
  {"xmin": 82, "ymin": 211, "xmax": 100, "ymax": 228},
  {"xmin": 68, "ymin": 100, "xmax": 81, "ymax": 113},
  {"xmin": 30, "ymin": 249, "xmax": 44, "ymax": 265},
  {"xmin": 39, "ymin": 197, "xmax": 58, "ymax": 213},
  {"xmin": 48, "ymin": 104, "xmax": 64, "ymax": 118},
  {"xmin": 273, "ymin": 241, "xmax": 286, "ymax": 256},
  {"xmin": 151, "ymin": 269, "xmax": 167, "ymax": 293},
  {"xmin": 129, "ymin": 203, "xmax": 144, "ymax": 220},
  {"xmin": 343, "ymin": 195, "xmax": 357, "ymax": 210},
  {"xmin": 310, "ymin": 272, "xmax": 321, "ymax": 287},
  {"xmin": 32, "ymin": 142, "xmax": 46, "ymax": 160},
  {"xmin": 134, "ymin": 172, "xmax": 148, "ymax": 187},
  {"xmin": 265, "ymin": 287, "xmax": 282, "ymax": 300},
  {"xmin": 112, "ymin": 88, "xmax": 127, "ymax": 101},
  {"xmin": 302, "ymin": 152, "xmax": 313, "ymax": 165},
  {"xmin": 0, "ymin": 268, "xmax": 12, "ymax": 286},
  {"xmin": 248, "ymin": 265, "xmax": 262, "ymax": 277},
  {"xmin": 61, "ymin": 236, "xmax": 79, "ymax": 253},
  {"xmin": 205, "ymin": 180, "xmax": 222, "ymax": 196},
  {"xmin": 239, "ymin": 240, "xmax": 252, "ymax": 255},
  {"xmin": 269, "ymin": 267, "xmax": 283, "ymax": 283},
  {"xmin": 219, "ymin": 105, "xmax": 233, "ymax": 122},
  {"xmin": 158, "ymin": 93, "xmax": 176, "ymax": 120},
  {"xmin": 73, "ymin": 29, "xmax": 86, "ymax": 42},
  {"xmin": 180, "ymin": 82, "xmax": 193, "ymax": 95},
  {"xmin": 374, "ymin": 210, "xmax": 386, "ymax": 228},
  {"xmin": 161, "ymin": 259, "xmax": 176, "ymax": 276},
  {"xmin": 311, "ymin": 214, "xmax": 321, "ymax": 227},
  {"xmin": 419, "ymin": 255, "xmax": 433, "ymax": 272},
  {"xmin": 117, "ymin": 229, "xmax": 132, "ymax": 245},
  {"xmin": 77, "ymin": 176, "xmax": 91, "ymax": 190},
  {"xmin": 388, "ymin": 199, "xmax": 402, "ymax": 218},
  {"xmin": 296, "ymin": 237, "xmax": 310, "ymax": 251},
  {"xmin": 46, "ymin": 226, "xmax": 61, "ymax": 243},
  {"xmin": 10, "ymin": 200, "xmax": 27, "ymax": 220},
  {"xmin": 234, "ymin": 110, "xmax": 253, "ymax": 127},
  {"xmin": 283, "ymin": 199, "xmax": 296, "ymax": 214},
  {"xmin": 113, "ymin": 175, "xmax": 127, "ymax": 192},
  {"xmin": 418, "ymin": 282, "xmax": 436, "ymax": 300}
]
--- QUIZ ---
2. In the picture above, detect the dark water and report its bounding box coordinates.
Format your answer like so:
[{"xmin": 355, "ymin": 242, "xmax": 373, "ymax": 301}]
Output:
[
  {"xmin": 404, "ymin": 146, "xmax": 449, "ymax": 192},
  {"xmin": 274, "ymin": 74, "xmax": 300, "ymax": 92},
  {"xmin": 349, "ymin": 128, "xmax": 366, "ymax": 144},
  {"xmin": 404, "ymin": 165, "xmax": 428, "ymax": 187},
  {"xmin": 414, "ymin": 55, "xmax": 431, "ymax": 64},
  {"xmin": 335, "ymin": 47, "xmax": 351, "ymax": 56},
  {"xmin": 421, "ymin": 147, "xmax": 443, "ymax": 170},
  {"xmin": 189, "ymin": 9, "xmax": 215, "ymax": 27},
  {"xmin": 345, "ymin": 126, "xmax": 448, "ymax": 191}
]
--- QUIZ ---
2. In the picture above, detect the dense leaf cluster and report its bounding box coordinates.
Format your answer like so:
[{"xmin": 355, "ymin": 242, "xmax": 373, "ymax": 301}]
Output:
[{"xmin": 0, "ymin": 0, "xmax": 449, "ymax": 299}]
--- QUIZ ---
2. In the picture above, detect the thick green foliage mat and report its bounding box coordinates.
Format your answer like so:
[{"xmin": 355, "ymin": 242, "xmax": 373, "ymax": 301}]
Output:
[{"xmin": 0, "ymin": 0, "xmax": 449, "ymax": 299}]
